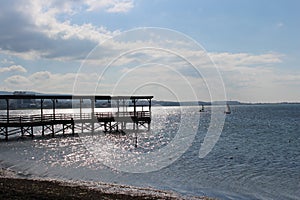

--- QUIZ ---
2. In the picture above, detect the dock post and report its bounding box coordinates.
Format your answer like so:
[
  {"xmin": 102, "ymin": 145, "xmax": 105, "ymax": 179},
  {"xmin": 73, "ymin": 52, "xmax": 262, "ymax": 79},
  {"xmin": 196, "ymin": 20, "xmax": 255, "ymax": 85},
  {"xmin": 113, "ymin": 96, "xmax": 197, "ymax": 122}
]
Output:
[
  {"xmin": 51, "ymin": 124, "xmax": 55, "ymax": 137},
  {"xmin": 133, "ymin": 99, "xmax": 136, "ymax": 117},
  {"xmin": 40, "ymin": 99, "xmax": 44, "ymax": 120},
  {"xmin": 135, "ymin": 121, "xmax": 139, "ymax": 148},
  {"xmin": 148, "ymin": 98, "xmax": 152, "ymax": 131},
  {"xmin": 148, "ymin": 99, "xmax": 151, "ymax": 112},
  {"xmin": 104, "ymin": 122, "xmax": 107, "ymax": 132},
  {"xmin": 134, "ymin": 129, "xmax": 138, "ymax": 148},
  {"xmin": 21, "ymin": 127, "xmax": 24, "ymax": 137},
  {"xmin": 91, "ymin": 98, "xmax": 95, "ymax": 134},
  {"xmin": 91, "ymin": 121, "xmax": 95, "ymax": 134},
  {"xmin": 80, "ymin": 99, "xmax": 83, "ymax": 133},
  {"xmin": 71, "ymin": 118, "xmax": 74, "ymax": 136},
  {"xmin": 51, "ymin": 99, "xmax": 56, "ymax": 138},
  {"xmin": 5, "ymin": 127, "xmax": 8, "ymax": 141},
  {"xmin": 52, "ymin": 99, "xmax": 56, "ymax": 120},
  {"xmin": 20, "ymin": 117, "xmax": 24, "ymax": 137},
  {"xmin": 5, "ymin": 98, "xmax": 9, "ymax": 141},
  {"xmin": 31, "ymin": 126, "xmax": 34, "ymax": 139},
  {"xmin": 41, "ymin": 98, "xmax": 44, "ymax": 137}
]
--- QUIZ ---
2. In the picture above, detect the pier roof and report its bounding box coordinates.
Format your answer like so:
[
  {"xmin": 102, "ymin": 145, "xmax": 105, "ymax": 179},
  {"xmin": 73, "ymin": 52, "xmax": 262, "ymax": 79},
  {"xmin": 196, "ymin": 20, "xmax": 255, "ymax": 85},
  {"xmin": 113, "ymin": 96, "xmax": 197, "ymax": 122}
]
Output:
[{"xmin": 0, "ymin": 95, "xmax": 153, "ymax": 100}]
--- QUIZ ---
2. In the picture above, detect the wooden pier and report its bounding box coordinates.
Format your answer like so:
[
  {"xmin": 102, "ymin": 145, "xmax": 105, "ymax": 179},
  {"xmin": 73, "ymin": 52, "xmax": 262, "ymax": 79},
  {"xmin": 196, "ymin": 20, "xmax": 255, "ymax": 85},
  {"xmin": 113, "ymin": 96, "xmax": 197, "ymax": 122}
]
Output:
[{"xmin": 0, "ymin": 95, "xmax": 153, "ymax": 141}]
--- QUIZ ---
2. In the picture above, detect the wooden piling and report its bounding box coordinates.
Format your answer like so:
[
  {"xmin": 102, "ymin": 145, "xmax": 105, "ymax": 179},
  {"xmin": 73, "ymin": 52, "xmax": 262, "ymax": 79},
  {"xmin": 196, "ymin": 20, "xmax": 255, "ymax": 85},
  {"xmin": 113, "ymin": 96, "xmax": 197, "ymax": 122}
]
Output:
[{"xmin": 71, "ymin": 118, "xmax": 74, "ymax": 136}]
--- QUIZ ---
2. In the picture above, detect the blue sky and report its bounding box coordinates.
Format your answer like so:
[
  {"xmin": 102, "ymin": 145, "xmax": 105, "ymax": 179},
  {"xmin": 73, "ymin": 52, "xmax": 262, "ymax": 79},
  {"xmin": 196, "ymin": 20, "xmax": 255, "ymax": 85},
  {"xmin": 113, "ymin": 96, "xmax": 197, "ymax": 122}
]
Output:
[{"xmin": 0, "ymin": 0, "xmax": 299, "ymax": 102}]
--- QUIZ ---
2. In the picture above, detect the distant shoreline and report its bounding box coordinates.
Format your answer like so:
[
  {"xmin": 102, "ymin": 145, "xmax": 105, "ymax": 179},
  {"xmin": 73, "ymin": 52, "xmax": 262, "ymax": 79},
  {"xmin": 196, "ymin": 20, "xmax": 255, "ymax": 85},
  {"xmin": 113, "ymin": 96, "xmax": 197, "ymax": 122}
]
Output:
[
  {"xmin": 0, "ymin": 100, "xmax": 299, "ymax": 110},
  {"xmin": 1, "ymin": 91, "xmax": 299, "ymax": 109}
]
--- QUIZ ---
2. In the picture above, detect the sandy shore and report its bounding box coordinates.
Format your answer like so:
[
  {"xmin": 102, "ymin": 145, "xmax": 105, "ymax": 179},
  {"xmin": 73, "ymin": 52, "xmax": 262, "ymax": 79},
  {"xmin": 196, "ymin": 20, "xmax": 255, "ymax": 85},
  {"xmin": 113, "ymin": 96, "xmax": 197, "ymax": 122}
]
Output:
[{"xmin": 0, "ymin": 168, "xmax": 214, "ymax": 200}]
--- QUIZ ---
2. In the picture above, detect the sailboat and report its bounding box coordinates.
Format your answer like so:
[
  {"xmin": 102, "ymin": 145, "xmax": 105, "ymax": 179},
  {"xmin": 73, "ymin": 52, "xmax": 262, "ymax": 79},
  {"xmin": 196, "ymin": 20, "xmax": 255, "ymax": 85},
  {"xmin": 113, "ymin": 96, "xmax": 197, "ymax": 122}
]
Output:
[
  {"xmin": 199, "ymin": 104, "xmax": 205, "ymax": 112},
  {"xmin": 224, "ymin": 103, "xmax": 231, "ymax": 114}
]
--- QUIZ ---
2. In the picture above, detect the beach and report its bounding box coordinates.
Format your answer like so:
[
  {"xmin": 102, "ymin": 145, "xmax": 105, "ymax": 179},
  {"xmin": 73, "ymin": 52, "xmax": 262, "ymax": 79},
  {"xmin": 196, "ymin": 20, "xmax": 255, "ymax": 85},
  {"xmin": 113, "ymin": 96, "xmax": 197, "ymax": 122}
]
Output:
[{"xmin": 0, "ymin": 168, "xmax": 212, "ymax": 200}]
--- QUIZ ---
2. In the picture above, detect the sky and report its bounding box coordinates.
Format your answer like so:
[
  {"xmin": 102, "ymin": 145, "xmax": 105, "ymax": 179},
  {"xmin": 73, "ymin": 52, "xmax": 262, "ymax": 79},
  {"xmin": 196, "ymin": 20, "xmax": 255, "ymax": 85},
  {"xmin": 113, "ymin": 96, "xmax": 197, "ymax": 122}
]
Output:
[{"xmin": 0, "ymin": 0, "xmax": 299, "ymax": 102}]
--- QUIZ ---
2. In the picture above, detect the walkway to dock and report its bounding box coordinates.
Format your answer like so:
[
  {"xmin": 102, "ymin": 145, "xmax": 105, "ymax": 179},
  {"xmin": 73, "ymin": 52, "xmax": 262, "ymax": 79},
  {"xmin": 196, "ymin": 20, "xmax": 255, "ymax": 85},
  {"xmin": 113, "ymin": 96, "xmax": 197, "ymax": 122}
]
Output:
[{"xmin": 0, "ymin": 95, "xmax": 153, "ymax": 141}]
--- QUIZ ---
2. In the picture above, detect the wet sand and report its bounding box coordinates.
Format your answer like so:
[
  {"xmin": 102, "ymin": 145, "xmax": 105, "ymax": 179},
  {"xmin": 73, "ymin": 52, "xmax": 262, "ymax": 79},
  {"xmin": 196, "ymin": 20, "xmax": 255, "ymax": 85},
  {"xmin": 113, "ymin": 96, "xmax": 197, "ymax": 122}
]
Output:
[{"xmin": 0, "ymin": 168, "xmax": 214, "ymax": 200}]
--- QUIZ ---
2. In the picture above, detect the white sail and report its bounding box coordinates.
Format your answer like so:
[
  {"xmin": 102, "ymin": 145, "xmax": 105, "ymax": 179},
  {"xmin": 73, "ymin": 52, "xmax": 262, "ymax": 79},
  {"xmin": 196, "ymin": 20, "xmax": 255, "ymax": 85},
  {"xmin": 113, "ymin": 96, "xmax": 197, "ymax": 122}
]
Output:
[
  {"xmin": 199, "ymin": 104, "xmax": 205, "ymax": 112},
  {"xmin": 225, "ymin": 103, "xmax": 231, "ymax": 114}
]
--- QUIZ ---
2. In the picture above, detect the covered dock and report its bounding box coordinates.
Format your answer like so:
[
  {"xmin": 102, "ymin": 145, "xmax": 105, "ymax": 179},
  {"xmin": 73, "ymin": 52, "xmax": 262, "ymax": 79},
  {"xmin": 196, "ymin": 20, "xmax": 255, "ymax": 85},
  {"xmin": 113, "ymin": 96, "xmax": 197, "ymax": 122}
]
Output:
[{"xmin": 0, "ymin": 94, "xmax": 153, "ymax": 141}]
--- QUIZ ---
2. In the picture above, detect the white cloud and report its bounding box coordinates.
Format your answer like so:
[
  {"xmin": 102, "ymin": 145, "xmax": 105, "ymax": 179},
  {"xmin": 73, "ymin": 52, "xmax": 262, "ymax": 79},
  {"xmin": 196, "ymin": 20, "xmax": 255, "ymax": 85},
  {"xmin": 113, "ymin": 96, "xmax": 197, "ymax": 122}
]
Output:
[
  {"xmin": 4, "ymin": 75, "xmax": 31, "ymax": 86},
  {"xmin": 28, "ymin": 1, "xmax": 114, "ymax": 43},
  {"xmin": 0, "ymin": 0, "xmax": 119, "ymax": 61},
  {"xmin": 274, "ymin": 73, "xmax": 300, "ymax": 83},
  {"xmin": 1, "ymin": 59, "xmax": 14, "ymax": 65},
  {"xmin": 4, "ymin": 71, "xmax": 99, "ymax": 94},
  {"xmin": 0, "ymin": 49, "xmax": 47, "ymax": 60},
  {"xmin": 0, "ymin": 11, "xmax": 298, "ymax": 104},
  {"xmin": 208, "ymin": 52, "xmax": 283, "ymax": 70},
  {"xmin": 85, "ymin": 0, "xmax": 134, "ymax": 13},
  {"xmin": 0, "ymin": 65, "xmax": 27, "ymax": 73},
  {"xmin": 71, "ymin": 30, "xmax": 298, "ymax": 102},
  {"xmin": 207, "ymin": 52, "xmax": 300, "ymax": 102}
]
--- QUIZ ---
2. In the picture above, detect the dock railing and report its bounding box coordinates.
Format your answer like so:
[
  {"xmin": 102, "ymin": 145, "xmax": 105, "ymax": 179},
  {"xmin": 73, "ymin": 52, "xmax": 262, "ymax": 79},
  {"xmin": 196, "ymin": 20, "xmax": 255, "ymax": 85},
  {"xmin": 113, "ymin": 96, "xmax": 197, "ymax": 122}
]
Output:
[{"xmin": 0, "ymin": 111, "xmax": 151, "ymax": 124}]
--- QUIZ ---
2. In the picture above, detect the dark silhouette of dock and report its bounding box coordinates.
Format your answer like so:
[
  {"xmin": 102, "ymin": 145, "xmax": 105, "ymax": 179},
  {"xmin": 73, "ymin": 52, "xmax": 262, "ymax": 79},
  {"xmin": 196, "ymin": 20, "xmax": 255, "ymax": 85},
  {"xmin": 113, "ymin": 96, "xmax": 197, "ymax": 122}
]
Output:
[{"xmin": 0, "ymin": 94, "xmax": 153, "ymax": 141}]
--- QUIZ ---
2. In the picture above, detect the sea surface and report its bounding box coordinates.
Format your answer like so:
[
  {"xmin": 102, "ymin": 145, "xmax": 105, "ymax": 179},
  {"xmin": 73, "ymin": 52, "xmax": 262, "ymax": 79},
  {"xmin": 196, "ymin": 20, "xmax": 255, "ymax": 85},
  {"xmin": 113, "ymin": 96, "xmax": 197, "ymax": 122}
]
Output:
[{"xmin": 0, "ymin": 104, "xmax": 299, "ymax": 199}]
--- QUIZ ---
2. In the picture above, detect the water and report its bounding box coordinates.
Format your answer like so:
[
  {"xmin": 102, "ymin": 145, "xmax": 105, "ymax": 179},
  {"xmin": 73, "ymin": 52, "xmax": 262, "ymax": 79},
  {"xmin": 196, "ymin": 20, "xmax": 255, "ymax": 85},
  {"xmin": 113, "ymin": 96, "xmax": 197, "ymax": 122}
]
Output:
[{"xmin": 0, "ymin": 105, "xmax": 299, "ymax": 199}]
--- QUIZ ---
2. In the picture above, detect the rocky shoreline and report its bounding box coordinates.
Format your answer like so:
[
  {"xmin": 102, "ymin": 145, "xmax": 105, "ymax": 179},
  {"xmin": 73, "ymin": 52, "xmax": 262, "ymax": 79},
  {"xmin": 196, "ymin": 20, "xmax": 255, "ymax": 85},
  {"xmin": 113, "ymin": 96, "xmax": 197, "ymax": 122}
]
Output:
[{"xmin": 0, "ymin": 168, "xmax": 214, "ymax": 200}]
